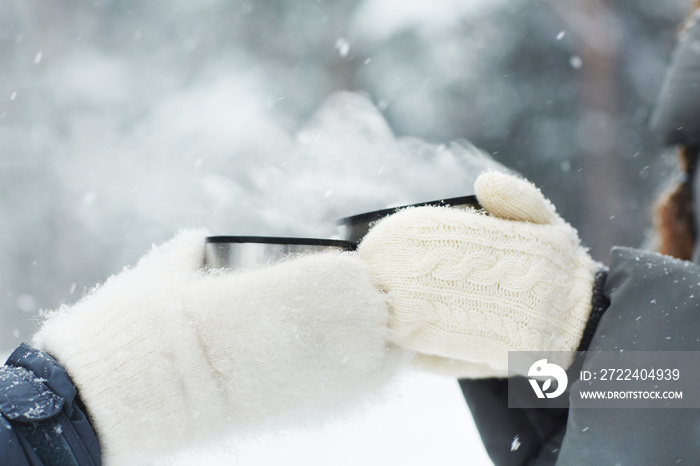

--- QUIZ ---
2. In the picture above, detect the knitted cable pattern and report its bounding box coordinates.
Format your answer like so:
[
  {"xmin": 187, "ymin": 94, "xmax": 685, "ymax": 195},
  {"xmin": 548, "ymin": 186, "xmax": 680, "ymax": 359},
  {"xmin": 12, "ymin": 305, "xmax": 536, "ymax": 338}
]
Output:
[{"xmin": 359, "ymin": 172, "xmax": 601, "ymax": 377}]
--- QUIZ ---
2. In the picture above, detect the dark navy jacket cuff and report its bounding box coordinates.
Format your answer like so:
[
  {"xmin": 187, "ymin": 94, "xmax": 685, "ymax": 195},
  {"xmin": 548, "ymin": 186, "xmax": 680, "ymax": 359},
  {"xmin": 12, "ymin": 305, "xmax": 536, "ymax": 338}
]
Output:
[{"xmin": 1, "ymin": 343, "xmax": 101, "ymax": 465}]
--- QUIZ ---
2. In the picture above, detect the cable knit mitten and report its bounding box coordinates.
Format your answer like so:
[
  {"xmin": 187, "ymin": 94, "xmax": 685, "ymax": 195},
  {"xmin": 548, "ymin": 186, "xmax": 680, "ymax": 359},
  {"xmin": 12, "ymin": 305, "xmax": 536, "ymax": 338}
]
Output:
[
  {"xmin": 33, "ymin": 231, "xmax": 394, "ymax": 465},
  {"xmin": 358, "ymin": 172, "xmax": 602, "ymax": 378}
]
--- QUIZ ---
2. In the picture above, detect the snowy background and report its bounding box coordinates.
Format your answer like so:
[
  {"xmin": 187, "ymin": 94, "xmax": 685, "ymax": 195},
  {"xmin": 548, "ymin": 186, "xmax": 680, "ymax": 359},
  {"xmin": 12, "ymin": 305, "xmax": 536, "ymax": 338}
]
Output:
[{"xmin": 0, "ymin": 0, "xmax": 693, "ymax": 464}]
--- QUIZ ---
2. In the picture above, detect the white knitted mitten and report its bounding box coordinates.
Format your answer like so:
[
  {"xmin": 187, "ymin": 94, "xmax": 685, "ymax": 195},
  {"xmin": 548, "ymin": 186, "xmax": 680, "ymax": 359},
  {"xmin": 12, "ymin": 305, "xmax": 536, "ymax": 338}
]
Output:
[
  {"xmin": 33, "ymin": 231, "xmax": 393, "ymax": 464},
  {"xmin": 358, "ymin": 171, "xmax": 601, "ymax": 378}
]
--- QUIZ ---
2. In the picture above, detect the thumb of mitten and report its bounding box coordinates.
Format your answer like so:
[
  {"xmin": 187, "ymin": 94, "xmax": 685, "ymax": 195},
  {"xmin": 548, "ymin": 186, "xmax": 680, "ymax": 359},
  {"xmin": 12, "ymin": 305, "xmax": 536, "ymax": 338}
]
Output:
[{"xmin": 475, "ymin": 171, "xmax": 561, "ymax": 225}]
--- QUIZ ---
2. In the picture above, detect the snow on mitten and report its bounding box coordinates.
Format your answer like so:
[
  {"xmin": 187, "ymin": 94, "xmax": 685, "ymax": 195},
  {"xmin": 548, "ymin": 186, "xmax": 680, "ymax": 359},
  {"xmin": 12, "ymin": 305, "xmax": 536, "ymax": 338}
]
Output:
[
  {"xmin": 358, "ymin": 171, "xmax": 602, "ymax": 378},
  {"xmin": 33, "ymin": 230, "xmax": 394, "ymax": 464}
]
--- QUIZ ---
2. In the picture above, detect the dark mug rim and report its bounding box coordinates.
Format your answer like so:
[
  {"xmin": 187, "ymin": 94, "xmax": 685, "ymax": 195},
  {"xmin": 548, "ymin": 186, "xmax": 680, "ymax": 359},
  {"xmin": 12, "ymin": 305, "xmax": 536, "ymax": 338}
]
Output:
[
  {"xmin": 337, "ymin": 194, "xmax": 480, "ymax": 226},
  {"xmin": 205, "ymin": 236, "xmax": 354, "ymax": 250}
]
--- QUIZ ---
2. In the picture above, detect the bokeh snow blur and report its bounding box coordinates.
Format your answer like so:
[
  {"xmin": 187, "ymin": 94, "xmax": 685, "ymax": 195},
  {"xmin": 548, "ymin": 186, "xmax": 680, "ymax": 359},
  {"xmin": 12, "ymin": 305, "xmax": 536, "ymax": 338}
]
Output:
[{"xmin": 0, "ymin": 0, "xmax": 693, "ymax": 464}]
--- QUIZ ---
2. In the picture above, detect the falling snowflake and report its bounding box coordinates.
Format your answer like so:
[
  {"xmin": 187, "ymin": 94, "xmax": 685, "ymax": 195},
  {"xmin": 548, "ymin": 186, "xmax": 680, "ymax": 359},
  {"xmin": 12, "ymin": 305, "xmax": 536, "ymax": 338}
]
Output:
[{"xmin": 511, "ymin": 435, "xmax": 521, "ymax": 451}]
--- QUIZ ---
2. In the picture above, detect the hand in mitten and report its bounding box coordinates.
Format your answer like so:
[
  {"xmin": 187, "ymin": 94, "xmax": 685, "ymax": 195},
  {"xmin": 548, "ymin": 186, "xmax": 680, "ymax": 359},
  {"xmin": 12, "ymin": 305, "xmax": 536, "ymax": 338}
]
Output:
[
  {"xmin": 33, "ymin": 231, "xmax": 394, "ymax": 464},
  {"xmin": 358, "ymin": 171, "xmax": 602, "ymax": 378}
]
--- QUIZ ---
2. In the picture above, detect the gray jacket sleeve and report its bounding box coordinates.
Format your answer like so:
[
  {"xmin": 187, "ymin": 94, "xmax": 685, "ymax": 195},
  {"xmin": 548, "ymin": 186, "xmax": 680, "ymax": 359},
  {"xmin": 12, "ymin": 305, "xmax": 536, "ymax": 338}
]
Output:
[
  {"xmin": 556, "ymin": 247, "xmax": 700, "ymax": 465},
  {"xmin": 462, "ymin": 247, "xmax": 700, "ymax": 465},
  {"xmin": 459, "ymin": 377, "xmax": 565, "ymax": 465}
]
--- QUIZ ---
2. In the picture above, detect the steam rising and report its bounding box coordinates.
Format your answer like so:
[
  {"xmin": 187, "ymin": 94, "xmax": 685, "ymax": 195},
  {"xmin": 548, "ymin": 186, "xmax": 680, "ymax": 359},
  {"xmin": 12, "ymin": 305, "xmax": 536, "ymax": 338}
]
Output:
[
  {"xmin": 73, "ymin": 87, "xmax": 506, "ymax": 240},
  {"xmin": 259, "ymin": 91, "xmax": 508, "ymax": 237}
]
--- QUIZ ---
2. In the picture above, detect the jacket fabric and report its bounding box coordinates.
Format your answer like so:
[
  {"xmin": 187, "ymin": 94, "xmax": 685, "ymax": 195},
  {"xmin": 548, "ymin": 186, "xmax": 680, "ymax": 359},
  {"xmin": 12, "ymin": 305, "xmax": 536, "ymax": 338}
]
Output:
[
  {"xmin": 461, "ymin": 247, "xmax": 700, "ymax": 465},
  {"xmin": 0, "ymin": 343, "xmax": 100, "ymax": 465}
]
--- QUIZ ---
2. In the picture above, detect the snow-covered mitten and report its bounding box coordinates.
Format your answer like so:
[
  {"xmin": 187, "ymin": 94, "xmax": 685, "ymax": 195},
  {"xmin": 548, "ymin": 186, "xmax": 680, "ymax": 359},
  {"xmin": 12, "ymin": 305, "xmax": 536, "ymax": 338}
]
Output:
[
  {"xmin": 358, "ymin": 171, "xmax": 602, "ymax": 378},
  {"xmin": 33, "ymin": 231, "xmax": 394, "ymax": 464}
]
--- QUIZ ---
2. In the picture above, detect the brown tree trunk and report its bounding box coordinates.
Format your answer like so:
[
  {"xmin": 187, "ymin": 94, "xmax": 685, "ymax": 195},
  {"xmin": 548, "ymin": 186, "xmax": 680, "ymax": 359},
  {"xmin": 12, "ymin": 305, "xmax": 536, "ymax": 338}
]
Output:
[{"xmin": 549, "ymin": 0, "xmax": 621, "ymax": 261}]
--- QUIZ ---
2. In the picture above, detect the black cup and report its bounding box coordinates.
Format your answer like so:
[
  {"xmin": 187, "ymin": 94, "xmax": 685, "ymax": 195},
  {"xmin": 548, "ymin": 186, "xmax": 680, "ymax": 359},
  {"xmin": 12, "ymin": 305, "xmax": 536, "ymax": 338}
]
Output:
[{"xmin": 337, "ymin": 195, "xmax": 480, "ymax": 245}]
